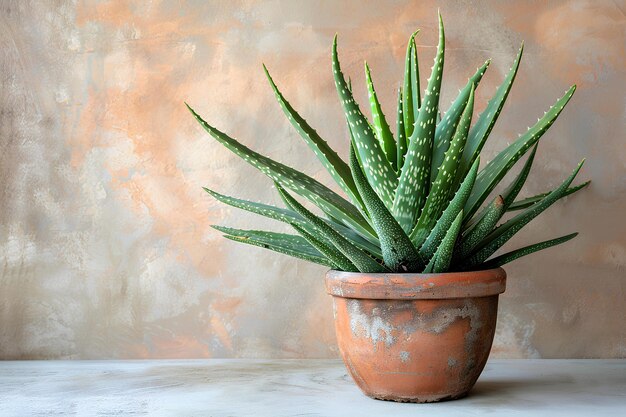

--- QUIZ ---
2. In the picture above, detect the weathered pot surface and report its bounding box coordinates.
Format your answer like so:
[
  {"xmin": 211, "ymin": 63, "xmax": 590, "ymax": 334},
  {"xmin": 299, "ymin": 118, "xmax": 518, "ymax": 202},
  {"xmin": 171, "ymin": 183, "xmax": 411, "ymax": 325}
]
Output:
[{"xmin": 325, "ymin": 267, "xmax": 506, "ymax": 403}]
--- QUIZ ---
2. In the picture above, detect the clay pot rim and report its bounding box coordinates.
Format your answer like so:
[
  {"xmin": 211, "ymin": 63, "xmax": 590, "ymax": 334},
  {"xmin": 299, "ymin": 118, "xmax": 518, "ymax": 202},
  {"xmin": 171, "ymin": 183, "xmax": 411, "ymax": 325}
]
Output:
[{"xmin": 325, "ymin": 267, "xmax": 506, "ymax": 300}]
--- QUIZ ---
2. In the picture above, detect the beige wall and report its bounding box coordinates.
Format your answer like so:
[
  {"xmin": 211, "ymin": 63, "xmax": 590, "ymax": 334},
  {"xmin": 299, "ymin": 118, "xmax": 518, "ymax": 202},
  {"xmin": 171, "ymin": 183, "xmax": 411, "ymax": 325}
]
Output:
[{"xmin": 1, "ymin": 0, "xmax": 624, "ymax": 359}]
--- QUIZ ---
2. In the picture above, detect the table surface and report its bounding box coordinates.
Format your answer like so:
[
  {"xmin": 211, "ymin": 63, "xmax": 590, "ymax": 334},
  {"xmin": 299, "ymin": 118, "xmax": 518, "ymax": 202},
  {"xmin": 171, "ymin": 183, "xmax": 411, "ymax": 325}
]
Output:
[{"xmin": 0, "ymin": 359, "xmax": 624, "ymax": 416}]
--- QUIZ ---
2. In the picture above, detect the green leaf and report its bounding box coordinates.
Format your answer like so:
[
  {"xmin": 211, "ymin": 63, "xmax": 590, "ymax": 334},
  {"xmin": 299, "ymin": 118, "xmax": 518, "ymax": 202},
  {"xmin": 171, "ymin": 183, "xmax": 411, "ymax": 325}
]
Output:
[
  {"xmin": 456, "ymin": 195, "xmax": 505, "ymax": 261},
  {"xmin": 204, "ymin": 187, "xmax": 381, "ymax": 257},
  {"xmin": 394, "ymin": 13, "xmax": 445, "ymax": 233},
  {"xmin": 455, "ymin": 43, "xmax": 524, "ymax": 187},
  {"xmin": 186, "ymin": 104, "xmax": 375, "ymax": 240},
  {"xmin": 349, "ymin": 145, "xmax": 424, "ymax": 272},
  {"xmin": 431, "ymin": 60, "xmax": 490, "ymax": 183},
  {"xmin": 212, "ymin": 225, "xmax": 320, "ymax": 257},
  {"xmin": 365, "ymin": 62, "xmax": 397, "ymax": 167},
  {"xmin": 204, "ymin": 187, "xmax": 305, "ymax": 225},
  {"xmin": 479, "ymin": 232, "xmax": 578, "ymax": 269},
  {"xmin": 410, "ymin": 84, "xmax": 474, "ymax": 247},
  {"xmin": 263, "ymin": 65, "xmax": 361, "ymax": 205},
  {"xmin": 462, "ymin": 144, "xmax": 537, "ymax": 233},
  {"xmin": 432, "ymin": 211, "xmax": 463, "ymax": 273},
  {"xmin": 277, "ymin": 183, "xmax": 388, "ymax": 272},
  {"xmin": 502, "ymin": 143, "xmax": 538, "ymax": 208},
  {"xmin": 395, "ymin": 88, "xmax": 408, "ymax": 171},
  {"xmin": 325, "ymin": 221, "xmax": 382, "ymax": 258},
  {"xmin": 402, "ymin": 31, "xmax": 420, "ymax": 141},
  {"xmin": 423, "ymin": 255, "xmax": 436, "ymax": 273},
  {"xmin": 410, "ymin": 35, "xmax": 421, "ymax": 119},
  {"xmin": 464, "ymin": 85, "xmax": 577, "ymax": 220},
  {"xmin": 223, "ymin": 235, "xmax": 333, "ymax": 267},
  {"xmin": 291, "ymin": 224, "xmax": 358, "ymax": 271},
  {"xmin": 461, "ymin": 159, "xmax": 584, "ymax": 268},
  {"xmin": 419, "ymin": 157, "xmax": 480, "ymax": 261},
  {"xmin": 507, "ymin": 181, "xmax": 590, "ymax": 211},
  {"xmin": 332, "ymin": 36, "xmax": 398, "ymax": 209}
]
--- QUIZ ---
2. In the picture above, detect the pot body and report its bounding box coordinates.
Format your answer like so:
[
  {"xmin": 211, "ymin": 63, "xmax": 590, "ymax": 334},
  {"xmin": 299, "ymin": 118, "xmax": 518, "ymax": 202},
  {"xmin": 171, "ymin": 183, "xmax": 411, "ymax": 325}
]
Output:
[{"xmin": 325, "ymin": 268, "xmax": 506, "ymax": 403}]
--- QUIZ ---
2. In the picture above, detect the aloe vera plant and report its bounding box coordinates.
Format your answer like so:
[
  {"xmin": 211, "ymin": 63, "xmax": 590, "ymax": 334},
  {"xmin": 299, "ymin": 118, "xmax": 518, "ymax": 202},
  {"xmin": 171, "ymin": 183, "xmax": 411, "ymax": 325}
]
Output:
[{"xmin": 189, "ymin": 13, "xmax": 588, "ymax": 273}]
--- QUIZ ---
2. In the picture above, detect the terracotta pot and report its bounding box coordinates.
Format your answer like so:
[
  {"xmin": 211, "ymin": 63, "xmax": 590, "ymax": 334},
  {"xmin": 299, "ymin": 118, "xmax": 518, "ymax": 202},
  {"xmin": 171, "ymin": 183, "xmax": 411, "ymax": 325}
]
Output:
[{"xmin": 325, "ymin": 267, "xmax": 506, "ymax": 403}]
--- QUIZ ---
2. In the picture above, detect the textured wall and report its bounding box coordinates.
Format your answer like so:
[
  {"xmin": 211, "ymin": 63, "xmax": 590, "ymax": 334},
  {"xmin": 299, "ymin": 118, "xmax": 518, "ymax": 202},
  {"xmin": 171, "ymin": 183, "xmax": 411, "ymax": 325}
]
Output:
[{"xmin": 0, "ymin": 0, "xmax": 624, "ymax": 359}]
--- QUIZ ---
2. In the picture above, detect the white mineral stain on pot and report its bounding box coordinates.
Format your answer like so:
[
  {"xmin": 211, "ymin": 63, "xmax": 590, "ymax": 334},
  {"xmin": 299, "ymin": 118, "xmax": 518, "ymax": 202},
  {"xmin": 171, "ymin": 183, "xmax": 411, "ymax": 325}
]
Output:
[
  {"xmin": 400, "ymin": 301, "xmax": 482, "ymax": 341},
  {"xmin": 347, "ymin": 300, "xmax": 395, "ymax": 349},
  {"xmin": 400, "ymin": 351, "xmax": 410, "ymax": 363}
]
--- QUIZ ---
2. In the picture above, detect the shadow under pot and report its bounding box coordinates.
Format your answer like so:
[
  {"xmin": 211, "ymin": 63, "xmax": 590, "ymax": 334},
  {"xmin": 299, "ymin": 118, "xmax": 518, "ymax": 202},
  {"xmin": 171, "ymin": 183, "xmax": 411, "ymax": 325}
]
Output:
[{"xmin": 325, "ymin": 267, "xmax": 507, "ymax": 403}]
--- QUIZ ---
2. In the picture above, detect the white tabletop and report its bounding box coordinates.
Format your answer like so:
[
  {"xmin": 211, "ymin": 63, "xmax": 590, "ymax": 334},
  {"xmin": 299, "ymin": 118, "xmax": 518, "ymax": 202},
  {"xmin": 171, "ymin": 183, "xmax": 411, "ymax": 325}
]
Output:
[{"xmin": 0, "ymin": 359, "xmax": 624, "ymax": 416}]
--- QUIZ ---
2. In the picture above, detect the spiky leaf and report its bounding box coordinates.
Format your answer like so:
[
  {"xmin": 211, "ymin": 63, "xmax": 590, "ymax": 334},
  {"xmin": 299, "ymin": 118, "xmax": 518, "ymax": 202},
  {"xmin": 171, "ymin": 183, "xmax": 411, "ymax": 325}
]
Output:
[
  {"xmin": 462, "ymin": 144, "xmax": 537, "ymax": 233},
  {"xmin": 410, "ymin": 35, "xmax": 421, "ymax": 118},
  {"xmin": 411, "ymin": 84, "xmax": 474, "ymax": 247},
  {"xmin": 291, "ymin": 224, "xmax": 358, "ymax": 271},
  {"xmin": 402, "ymin": 31, "xmax": 420, "ymax": 141},
  {"xmin": 212, "ymin": 226, "xmax": 320, "ymax": 257},
  {"xmin": 431, "ymin": 60, "xmax": 490, "ymax": 183},
  {"xmin": 349, "ymin": 145, "xmax": 424, "ymax": 272},
  {"xmin": 204, "ymin": 187, "xmax": 381, "ymax": 257},
  {"xmin": 277, "ymin": 184, "xmax": 388, "ymax": 272},
  {"xmin": 508, "ymin": 181, "xmax": 590, "ymax": 211},
  {"xmin": 223, "ymin": 235, "xmax": 333, "ymax": 267},
  {"xmin": 502, "ymin": 143, "xmax": 538, "ymax": 208},
  {"xmin": 462, "ymin": 159, "xmax": 584, "ymax": 268},
  {"xmin": 420, "ymin": 157, "xmax": 480, "ymax": 261},
  {"xmin": 332, "ymin": 37, "xmax": 398, "ymax": 208},
  {"xmin": 455, "ymin": 43, "xmax": 524, "ymax": 188},
  {"xmin": 456, "ymin": 195, "xmax": 505, "ymax": 260},
  {"xmin": 480, "ymin": 232, "xmax": 578, "ymax": 269},
  {"xmin": 464, "ymin": 85, "xmax": 577, "ymax": 220},
  {"xmin": 365, "ymin": 62, "xmax": 397, "ymax": 167},
  {"xmin": 263, "ymin": 65, "xmax": 361, "ymax": 206},
  {"xmin": 394, "ymin": 13, "xmax": 445, "ymax": 232},
  {"xmin": 432, "ymin": 211, "xmax": 463, "ymax": 273},
  {"xmin": 395, "ymin": 88, "xmax": 408, "ymax": 171},
  {"xmin": 205, "ymin": 187, "xmax": 305, "ymax": 225},
  {"xmin": 187, "ymin": 104, "xmax": 375, "ymax": 240}
]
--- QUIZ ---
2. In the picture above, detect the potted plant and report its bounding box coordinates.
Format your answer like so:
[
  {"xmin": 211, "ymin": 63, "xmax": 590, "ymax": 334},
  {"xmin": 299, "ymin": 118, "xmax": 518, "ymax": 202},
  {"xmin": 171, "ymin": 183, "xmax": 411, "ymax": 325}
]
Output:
[{"xmin": 187, "ymin": 13, "xmax": 588, "ymax": 403}]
